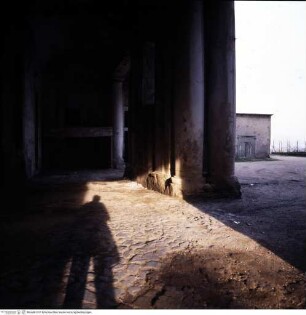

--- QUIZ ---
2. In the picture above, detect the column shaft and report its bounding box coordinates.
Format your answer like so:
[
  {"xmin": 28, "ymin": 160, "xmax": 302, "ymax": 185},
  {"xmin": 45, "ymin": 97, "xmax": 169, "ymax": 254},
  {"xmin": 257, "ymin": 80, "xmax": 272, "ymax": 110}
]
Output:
[
  {"xmin": 205, "ymin": 1, "xmax": 241, "ymax": 196},
  {"xmin": 173, "ymin": 0, "xmax": 205, "ymax": 195},
  {"xmin": 112, "ymin": 81, "xmax": 125, "ymax": 169}
]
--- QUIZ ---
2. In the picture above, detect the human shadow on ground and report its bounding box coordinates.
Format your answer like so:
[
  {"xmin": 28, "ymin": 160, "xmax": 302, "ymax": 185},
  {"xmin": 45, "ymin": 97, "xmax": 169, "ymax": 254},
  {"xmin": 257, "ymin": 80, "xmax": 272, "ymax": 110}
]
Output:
[
  {"xmin": 64, "ymin": 195, "xmax": 119, "ymax": 308},
  {"xmin": 0, "ymin": 189, "xmax": 119, "ymax": 309}
]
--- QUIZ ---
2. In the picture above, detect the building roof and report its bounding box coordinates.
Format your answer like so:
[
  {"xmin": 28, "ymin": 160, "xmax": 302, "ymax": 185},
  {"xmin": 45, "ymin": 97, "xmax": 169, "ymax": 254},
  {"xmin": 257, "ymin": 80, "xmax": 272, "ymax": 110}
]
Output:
[{"xmin": 236, "ymin": 113, "xmax": 273, "ymax": 117}]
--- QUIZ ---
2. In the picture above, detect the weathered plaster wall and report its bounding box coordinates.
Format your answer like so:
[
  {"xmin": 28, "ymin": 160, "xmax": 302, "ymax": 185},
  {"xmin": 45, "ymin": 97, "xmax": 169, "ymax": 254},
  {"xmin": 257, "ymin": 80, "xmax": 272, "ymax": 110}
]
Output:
[{"xmin": 236, "ymin": 114, "xmax": 272, "ymax": 158}]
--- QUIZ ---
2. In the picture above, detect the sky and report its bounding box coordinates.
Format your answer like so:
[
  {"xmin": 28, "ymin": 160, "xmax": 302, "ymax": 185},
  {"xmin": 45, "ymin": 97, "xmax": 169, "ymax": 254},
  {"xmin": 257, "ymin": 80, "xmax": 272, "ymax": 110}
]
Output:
[{"xmin": 235, "ymin": 1, "xmax": 306, "ymax": 149}]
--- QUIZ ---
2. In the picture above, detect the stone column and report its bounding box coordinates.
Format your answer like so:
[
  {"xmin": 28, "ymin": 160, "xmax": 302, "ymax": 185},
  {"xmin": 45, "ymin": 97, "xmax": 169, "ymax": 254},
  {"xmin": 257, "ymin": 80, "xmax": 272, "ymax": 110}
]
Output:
[
  {"xmin": 112, "ymin": 80, "xmax": 125, "ymax": 169},
  {"xmin": 205, "ymin": 1, "xmax": 241, "ymax": 196},
  {"xmin": 173, "ymin": 0, "xmax": 205, "ymax": 195},
  {"xmin": 23, "ymin": 62, "xmax": 36, "ymax": 178}
]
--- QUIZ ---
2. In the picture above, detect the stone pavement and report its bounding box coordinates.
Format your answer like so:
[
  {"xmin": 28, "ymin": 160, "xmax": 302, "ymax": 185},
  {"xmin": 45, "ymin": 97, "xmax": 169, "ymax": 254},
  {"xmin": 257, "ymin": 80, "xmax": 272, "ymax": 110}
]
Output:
[
  {"xmin": 0, "ymin": 157, "xmax": 305, "ymax": 309},
  {"xmin": 83, "ymin": 181, "xmax": 224, "ymax": 308},
  {"xmin": 0, "ymin": 179, "xmax": 224, "ymax": 308}
]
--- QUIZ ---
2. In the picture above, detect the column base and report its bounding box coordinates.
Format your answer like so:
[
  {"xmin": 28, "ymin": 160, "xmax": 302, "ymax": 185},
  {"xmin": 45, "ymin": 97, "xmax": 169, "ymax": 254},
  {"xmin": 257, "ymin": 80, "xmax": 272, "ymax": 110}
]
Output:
[
  {"xmin": 113, "ymin": 159, "xmax": 125, "ymax": 170},
  {"xmin": 124, "ymin": 166, "xmax": 241, "ymax": 199},
  {"xmin": 205, "ymin": 176, "xmax": 241, "ymax": 198}
]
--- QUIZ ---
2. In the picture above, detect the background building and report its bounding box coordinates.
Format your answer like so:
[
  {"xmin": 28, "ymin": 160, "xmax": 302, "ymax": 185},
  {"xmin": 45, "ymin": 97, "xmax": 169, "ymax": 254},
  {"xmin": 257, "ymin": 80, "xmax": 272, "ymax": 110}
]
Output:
[{"xmin": 236, "ymin": 113, "xmax": 272, "ymax": 159}]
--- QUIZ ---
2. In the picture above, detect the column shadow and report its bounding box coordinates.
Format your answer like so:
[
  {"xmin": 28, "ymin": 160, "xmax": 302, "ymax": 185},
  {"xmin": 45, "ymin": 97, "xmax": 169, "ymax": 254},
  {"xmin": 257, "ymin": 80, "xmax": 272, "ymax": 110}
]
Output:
[{"xmin": 185, "ymin": 181, "xmax": 306, "ymax": 273}]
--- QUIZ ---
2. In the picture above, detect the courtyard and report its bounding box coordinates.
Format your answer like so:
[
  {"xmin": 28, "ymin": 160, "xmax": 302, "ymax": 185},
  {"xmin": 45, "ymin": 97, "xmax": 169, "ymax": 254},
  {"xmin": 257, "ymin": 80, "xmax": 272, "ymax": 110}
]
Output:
[{"xmin": 0, "ymin": 156, "xmax": 305, "ymax": 309}]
